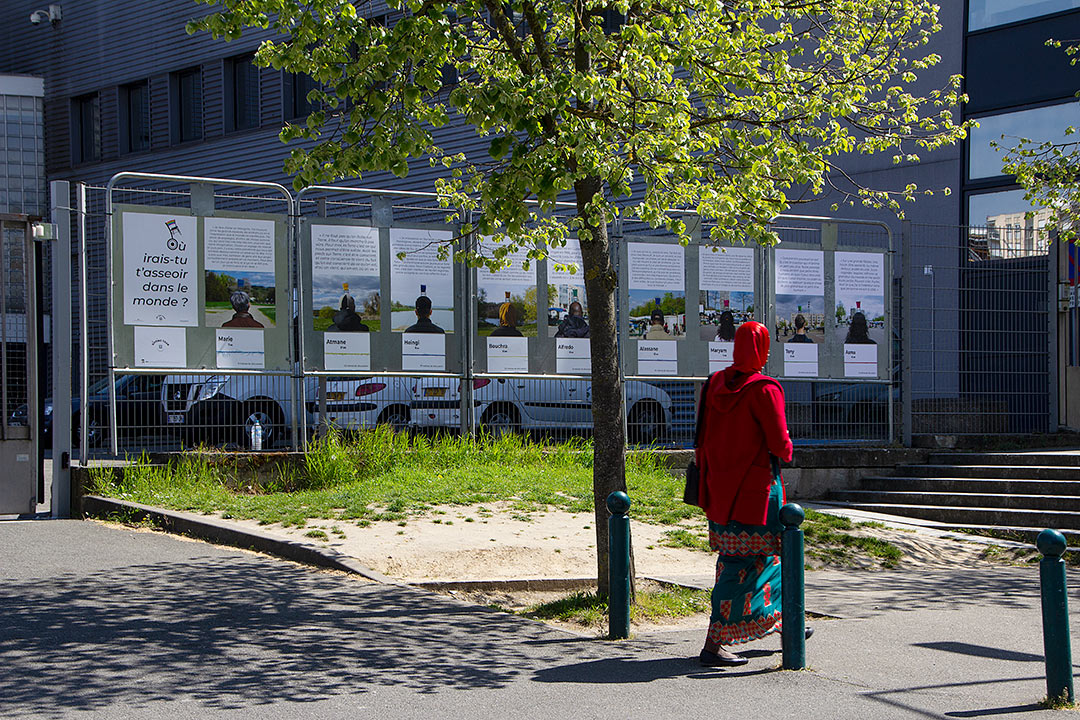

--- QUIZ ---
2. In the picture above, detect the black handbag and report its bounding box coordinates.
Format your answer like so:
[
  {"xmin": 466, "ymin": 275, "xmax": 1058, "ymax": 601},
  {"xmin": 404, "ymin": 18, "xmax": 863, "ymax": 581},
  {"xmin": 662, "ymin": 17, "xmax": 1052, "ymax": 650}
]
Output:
[{"xmin": 683, "ymin": 372, "xmax": 715, "ymax": 506}]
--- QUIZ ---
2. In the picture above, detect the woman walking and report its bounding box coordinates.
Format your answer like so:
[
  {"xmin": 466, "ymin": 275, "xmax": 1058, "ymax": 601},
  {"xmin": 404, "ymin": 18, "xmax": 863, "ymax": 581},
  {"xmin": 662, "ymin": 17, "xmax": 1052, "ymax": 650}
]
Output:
[{"xmin": 695, "ymin": 321, "xmax": 794, "ymax": 667}]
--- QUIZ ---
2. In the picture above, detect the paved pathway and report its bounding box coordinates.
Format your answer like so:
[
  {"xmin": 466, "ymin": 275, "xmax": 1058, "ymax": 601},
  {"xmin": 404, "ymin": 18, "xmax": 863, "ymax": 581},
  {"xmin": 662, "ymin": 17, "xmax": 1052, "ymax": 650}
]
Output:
[{"xmin": 2, "ymin": 519, "xmax": 1078, "ymax": 719}]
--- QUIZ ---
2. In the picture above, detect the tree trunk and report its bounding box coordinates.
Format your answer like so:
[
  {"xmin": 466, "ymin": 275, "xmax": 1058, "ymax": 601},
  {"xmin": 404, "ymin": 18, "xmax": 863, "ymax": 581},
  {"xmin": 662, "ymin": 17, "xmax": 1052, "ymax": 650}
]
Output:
[{"xmin": 575, "ymin": 176, "xmax": 627, "ymax": 598}]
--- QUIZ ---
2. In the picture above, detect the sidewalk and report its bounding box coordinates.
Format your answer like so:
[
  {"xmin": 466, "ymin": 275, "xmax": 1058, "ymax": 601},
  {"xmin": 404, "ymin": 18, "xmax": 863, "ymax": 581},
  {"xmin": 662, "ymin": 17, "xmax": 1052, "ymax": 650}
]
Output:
[{"xmin": 2, "ymin": 518, "xmax": 1078, "ymax": 718}]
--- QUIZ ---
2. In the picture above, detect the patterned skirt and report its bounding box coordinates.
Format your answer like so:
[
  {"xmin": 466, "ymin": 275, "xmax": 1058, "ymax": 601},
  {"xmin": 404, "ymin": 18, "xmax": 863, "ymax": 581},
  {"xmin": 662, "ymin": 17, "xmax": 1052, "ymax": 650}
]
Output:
[{"xmin": 707, "ymin": 478, "xmax": 783, "ymax": 646}]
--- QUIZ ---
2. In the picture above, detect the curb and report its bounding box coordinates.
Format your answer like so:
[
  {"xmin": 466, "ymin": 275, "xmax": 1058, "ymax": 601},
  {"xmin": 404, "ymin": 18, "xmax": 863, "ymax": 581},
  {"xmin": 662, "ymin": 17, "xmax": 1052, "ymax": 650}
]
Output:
[{"xmin": 81, "ymin": 495, "xmax": 394, "ymax": 584}]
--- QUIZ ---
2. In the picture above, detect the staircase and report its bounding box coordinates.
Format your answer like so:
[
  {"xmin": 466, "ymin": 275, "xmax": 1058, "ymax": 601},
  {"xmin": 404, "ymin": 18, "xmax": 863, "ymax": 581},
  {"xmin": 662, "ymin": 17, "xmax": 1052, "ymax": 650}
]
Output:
[{"xmin": 823, "ymin": 452, "xmax": 1080, "ymax": 539}]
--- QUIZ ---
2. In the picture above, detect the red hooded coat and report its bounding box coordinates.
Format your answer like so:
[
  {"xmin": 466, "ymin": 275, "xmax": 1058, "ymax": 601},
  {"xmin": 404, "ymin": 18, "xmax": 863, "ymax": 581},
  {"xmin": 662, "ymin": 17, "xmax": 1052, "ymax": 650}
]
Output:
[{"xmin": 696, "ymin": 322, "xmax": 793, "ymax": 526}]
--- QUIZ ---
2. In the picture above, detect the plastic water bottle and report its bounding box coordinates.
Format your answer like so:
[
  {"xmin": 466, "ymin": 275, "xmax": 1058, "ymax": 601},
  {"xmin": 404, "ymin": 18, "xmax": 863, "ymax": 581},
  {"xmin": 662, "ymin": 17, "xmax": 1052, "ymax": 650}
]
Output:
[{"xmin": 250, "ymin": 418, "xmax": 263, "ymax": 451}]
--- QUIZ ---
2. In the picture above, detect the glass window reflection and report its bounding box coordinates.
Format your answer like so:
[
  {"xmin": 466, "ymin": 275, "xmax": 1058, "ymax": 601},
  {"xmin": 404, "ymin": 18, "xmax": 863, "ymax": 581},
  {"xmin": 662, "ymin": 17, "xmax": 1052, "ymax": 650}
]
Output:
[
  {"xmin": 968, "ymin": 101, "xmax": 1079, "ymax": 179},
  {"xmin": 969, "ymin": 0, "xmax": 1080, "ymax": 31}
]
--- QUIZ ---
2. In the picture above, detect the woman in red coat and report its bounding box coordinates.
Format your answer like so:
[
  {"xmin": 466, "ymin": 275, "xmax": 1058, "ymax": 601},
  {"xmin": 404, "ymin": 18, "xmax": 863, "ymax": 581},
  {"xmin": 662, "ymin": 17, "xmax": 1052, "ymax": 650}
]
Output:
[{"xmin": 696, "ymin": 321, "xmax": 794, "ymax": 667}]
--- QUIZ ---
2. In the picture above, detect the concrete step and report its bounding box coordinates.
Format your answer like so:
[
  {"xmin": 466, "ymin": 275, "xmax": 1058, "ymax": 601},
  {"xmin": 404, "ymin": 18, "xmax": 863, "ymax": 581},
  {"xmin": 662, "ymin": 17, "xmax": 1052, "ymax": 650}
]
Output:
[
  {"xmin": 822, "ymin": 502, "xmax": 1080, "ymax": 530},
  {"xmin": 895, "ymin": 464, "xmax": 1080, "ymax": 481},
  {"xmin": 858, "ymin": 476, "xmax": 1080, "ymax": 496},
  {"xmin": 829, "ymin": 490, "xmax": 1080, "ymax": 512},
  {"xmin": 927, "ymin": 452, "xmax": 1080, "ymax": 467}
]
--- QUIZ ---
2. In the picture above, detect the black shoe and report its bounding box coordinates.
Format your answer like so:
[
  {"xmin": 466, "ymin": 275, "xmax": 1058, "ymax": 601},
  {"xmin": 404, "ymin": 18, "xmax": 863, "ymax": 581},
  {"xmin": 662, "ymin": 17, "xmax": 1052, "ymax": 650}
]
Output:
[
  {"xmin": 805, "ymin": 626, "xmax": 814, "ymax": 640},
  {"xmin": 699, "ymin": 648, "xmax": 749, "ymax": 667}
]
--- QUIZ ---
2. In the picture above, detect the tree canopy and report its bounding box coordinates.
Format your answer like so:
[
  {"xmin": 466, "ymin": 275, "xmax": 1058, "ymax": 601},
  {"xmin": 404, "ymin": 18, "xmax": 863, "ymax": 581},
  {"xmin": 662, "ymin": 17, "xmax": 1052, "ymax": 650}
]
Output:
[{"xmin": 191, "ymin": 0, "xmax": 966, "ymax": 258}]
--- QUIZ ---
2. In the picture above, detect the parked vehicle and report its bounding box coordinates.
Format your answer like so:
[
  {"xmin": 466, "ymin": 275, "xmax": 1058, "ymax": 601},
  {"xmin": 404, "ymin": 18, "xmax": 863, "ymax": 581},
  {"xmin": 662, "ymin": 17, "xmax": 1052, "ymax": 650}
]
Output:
[
  {"xmin": 9, "ymin": 374, "xmax": 165, "ymax": 448},
  {"xmin": 409, "ymin": 376, "xmax": 673, "ymax": 444},
  {"xmin": 315, "ymin": 376, "xmax": 414, "ymax": 433},
  {"xmin": 161, "ymin": 373, "xmax": 316, "ymax": 449}
]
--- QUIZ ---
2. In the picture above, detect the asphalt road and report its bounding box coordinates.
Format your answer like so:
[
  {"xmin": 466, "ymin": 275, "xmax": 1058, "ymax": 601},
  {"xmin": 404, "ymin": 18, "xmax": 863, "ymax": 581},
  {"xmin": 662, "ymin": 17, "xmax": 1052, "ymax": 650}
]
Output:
[{"xmin": 2, "ymin": 519, "xmax": 1077, "ymax": 719}]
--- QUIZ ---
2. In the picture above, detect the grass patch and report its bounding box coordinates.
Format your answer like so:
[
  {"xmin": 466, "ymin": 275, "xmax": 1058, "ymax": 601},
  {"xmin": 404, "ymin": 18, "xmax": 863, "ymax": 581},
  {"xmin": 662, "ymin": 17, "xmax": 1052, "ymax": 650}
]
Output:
[
  {"xmin": 802, "ymin": 509, "xmax": 904, "ymax": 568},
  {"xmin": 1039, "ymin": 692, "xmax": 1077, "ymax": 710},
  {"xmin": 88, "ymin": 429, "xmax": 692, "ymax": 528},
  {"xmin": 660, "ymin": 528, "xmax": 710, "ymax": 552},
  {"xmin": 525, "ymin": 584, "xmax": 711, "ymax": 629}
]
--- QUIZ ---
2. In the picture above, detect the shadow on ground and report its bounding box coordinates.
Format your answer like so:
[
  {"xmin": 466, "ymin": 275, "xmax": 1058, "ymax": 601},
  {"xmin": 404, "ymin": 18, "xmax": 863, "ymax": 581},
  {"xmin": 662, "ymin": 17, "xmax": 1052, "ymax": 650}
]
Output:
[{"xmin": 0, "ymin": 551, "xmax": 618, "ymax": 717}]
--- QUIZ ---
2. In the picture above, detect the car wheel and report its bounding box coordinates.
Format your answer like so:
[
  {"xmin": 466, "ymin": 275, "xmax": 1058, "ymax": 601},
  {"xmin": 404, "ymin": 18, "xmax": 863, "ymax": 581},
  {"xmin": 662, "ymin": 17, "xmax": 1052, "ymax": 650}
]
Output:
[
  {"xmin": 243, "ymin": 401, "xmax": 285, "ymax": 450},
  {"xmin": 628, "ymin": 401, "xmax": 664, "ymax": 445},
  {"xmin": 480, "ymin": 403, "xmax": 520, "ymax": 438},
  {"xmin": 377, "ymin": 404, "xmax": 410, "ymax": 432}
]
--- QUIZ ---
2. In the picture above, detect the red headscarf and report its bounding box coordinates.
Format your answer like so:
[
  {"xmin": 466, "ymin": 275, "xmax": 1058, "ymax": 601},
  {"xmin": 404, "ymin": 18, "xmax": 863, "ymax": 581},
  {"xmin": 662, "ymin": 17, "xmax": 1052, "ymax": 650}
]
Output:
[{"xmin": 732, "ymin": 321, "xmax": 770, "ymax": 373}]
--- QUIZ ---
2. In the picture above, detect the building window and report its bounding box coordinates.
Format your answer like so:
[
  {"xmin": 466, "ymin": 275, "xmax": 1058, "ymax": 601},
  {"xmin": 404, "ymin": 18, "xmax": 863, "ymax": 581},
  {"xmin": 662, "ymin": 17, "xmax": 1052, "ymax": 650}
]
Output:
[
  {"xmin": 967, "ymin": 189, "xmax": 1051, "ymax": 257},
  {"xmin": 171, "ymin": 67, "xmax": 203, "ymax": 144},
  {"xmin": 225, "ymin": 54, "xmax": 260, "ymax": 132},
  {"xmin": 71, "ymin": 93, "xmax": 100, "ymax": 164},
  {"xmin": 285, "ymin": 72, "xmax": 319, "ymax": 120},
  {"xmin": 969, "ymin": 0, "xmax": 1080, "ymax": 31},
  {"xmin": 120, "ymin": 80, "xmax": 150, "ymax": 154},
  {"xmin": 968, "ymin": 101, "xmax": 1080, "ymax": 180}
]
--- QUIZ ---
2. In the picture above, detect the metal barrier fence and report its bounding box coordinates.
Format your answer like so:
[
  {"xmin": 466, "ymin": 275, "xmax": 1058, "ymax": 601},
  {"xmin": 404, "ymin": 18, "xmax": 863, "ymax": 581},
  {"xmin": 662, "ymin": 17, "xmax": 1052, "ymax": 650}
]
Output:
[
  {"xmin": 65, "ymin": 178, "xmax": 903, "ymax": 457},
  {"xmin": 902, "ymin": 222, "xmax": 1053, "ymax": 438}
]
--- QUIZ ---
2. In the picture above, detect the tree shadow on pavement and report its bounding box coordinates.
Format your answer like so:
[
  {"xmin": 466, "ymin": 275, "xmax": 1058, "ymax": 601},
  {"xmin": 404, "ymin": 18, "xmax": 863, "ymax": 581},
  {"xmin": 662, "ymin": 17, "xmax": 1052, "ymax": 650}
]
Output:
[{"xmin": 0, "ymin": 551, "xmax": 600, "ymax": 717}]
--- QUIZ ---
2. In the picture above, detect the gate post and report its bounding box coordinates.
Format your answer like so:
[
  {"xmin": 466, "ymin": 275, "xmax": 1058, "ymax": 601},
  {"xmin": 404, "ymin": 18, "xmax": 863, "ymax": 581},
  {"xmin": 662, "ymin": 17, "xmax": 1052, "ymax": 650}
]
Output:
[{"xmin": 50, "ymin": 180, "xmax": 72, "ymax": 517}]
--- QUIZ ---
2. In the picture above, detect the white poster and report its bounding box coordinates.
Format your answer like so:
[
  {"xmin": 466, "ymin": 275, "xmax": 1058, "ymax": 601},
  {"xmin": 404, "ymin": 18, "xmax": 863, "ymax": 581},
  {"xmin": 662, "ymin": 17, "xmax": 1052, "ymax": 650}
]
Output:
[
  {"xmin": 699, "ymin": 246, "xmax": 756, "ymax": 342},
  {"xmin": 216, "ymin": 329, "xmax": 265, "ymax": 369},
  {"xmin": 699, "ymin": 246, "xmax": 755, "ymax": 293},
  {"xmin": 402, "ymin": 333, "xmax": 446, "ymax": 371},
  {"xmin": 628, "ymin": 242, "xmax": 687, "ymax": 341},
  {"xmin": 134, "ymin": 326, "xmax": 186, "ymax": 368},
  {"xmin": 628, "ymin": 243, "xmax": 685, "ymax": 291},
  {"xmin": 834, "ymin": 251, "xmax": 886, "ymax": 360},
  {"xmin": 204, "ymin": 218, "xmax": 276, "ymax": 273},
  {"xmin": 556, "ymin": 337, "xmax": 591, "ymax": 374},
  {"xmin": 390, "ymin": 228, "xmax": 455, "ymax": 333},
  {"xmin": 784, "ymin": 343, "xmax": 818, "ymax": 377},
  {"xmin": 638, "ymin": 340, "xmax": 678, "ymax": 376},
  {"xmin": 122, "ymin": 212, "xmax": 198, "ymax": 326},
  {"xmin": 204, "ymin": 218, "xmax": 278, "ymax": 329},
  {"xmin": 774, "ymin": 249, "xmax": 825, "ymax": 295},
  {"xmin": 844, "ymin": 344, "xmax": 878, "ymax": 378},
  {"xmin": 708, "ymin": 341, "xmax": 734, "ymax": 373},
  {"xmin": 324, "ymin": 332, "xmax": 371, "ymax": 371},
  {"xmin": 487, "ymin": 337, "xmax": 529, "ymax": 373},
  {"xmin": 311, "ymin": 224, "xmax": 381, "ymax": 336},
  {"xmin": 548, "ymin": 242, "xmax": 590, "ymax": 338},
  {"xmin": 477, "ymin": 240, "xmax": 538, "ymax": 338}
]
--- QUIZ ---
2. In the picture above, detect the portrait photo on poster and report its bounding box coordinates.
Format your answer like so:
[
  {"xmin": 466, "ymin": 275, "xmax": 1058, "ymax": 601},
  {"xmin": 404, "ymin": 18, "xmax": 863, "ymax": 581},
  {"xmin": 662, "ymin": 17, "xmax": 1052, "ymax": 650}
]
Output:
[
  {"xmin": 389, "ymin": 228, "xmax": 455, "ymax": 334},
  {"xmin": 835, "ymin": 251, "xmax": 885, "ymax": 378},
  {"xmin": 698, "ymin": 245, "xmax": 755, "ymax": 342},
  {"xmin": 204, "ymin": 217, "xmax": 278, "ymax": 330},
  {"xmin": 477, "ymin": 240, "xmax": 538, "ymax": 338},
  {"xmin": 773, "ymin": 248, "xmax": 825, "ymax": 346},
  {"xmin": 548, "ymin": 242, "xmax": 590, "ymax": 339},
  {"xmin": 627, "ymin": 242, "xmax": 686, "ymax": 341},
  {"xmin": 311, "ymin": 224, "xmax": 381, "ymax": 334}
]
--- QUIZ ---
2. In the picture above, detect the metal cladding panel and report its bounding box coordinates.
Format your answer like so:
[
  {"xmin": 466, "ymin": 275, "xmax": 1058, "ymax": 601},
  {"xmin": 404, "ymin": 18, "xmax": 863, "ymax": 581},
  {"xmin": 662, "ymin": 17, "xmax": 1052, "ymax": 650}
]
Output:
[{"xmin": 965, "ymin": 11, "xmax": 1080, "ymax": 114}]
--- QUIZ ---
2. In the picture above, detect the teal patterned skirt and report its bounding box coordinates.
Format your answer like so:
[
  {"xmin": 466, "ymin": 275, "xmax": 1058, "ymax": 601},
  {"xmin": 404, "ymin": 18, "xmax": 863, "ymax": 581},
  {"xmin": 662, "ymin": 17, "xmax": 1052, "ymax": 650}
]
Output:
[{"xmin": 707, "ymin": 478, "xmax": 783, "ymax": 646}]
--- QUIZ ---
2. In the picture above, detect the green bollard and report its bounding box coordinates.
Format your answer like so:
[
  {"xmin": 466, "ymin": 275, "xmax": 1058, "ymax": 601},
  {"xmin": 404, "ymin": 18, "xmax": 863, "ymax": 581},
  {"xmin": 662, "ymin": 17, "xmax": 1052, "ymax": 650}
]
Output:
[
  {"xmin": 780, "ymin": 502, "xmax": 806, "ymax": 670},
  {"xmin": 1037, "ymin": 528, "xmax": 1074, "ymax": 705},
  {"xmin": 607, "ymin": 490, "xmax": 631, "ymax": 640}
]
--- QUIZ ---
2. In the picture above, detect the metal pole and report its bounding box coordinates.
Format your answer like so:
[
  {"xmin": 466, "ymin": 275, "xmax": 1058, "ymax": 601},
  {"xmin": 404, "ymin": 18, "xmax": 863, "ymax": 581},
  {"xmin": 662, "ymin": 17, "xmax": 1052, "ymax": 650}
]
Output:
[
  {"xmin": 901, "ymin": 221, "xmax": 913, "ymax": 447},
  {"xmin": 607, "ymin": 490, "xmax": 631, "ymax": 639},
  {"xmin": 49, "ymin": 181, "xmax": 72, "ymax": 517},
  {"xmin": 1037, "ymin": 528, "xmax": 1074, "ymax": 705},
  {"xmin": 781, "ymin": 502, "xmax": 806, "ymax": 670},
  {"xmin": 78, "ymin": 183, "xmax": 89, "ymax": 464}
]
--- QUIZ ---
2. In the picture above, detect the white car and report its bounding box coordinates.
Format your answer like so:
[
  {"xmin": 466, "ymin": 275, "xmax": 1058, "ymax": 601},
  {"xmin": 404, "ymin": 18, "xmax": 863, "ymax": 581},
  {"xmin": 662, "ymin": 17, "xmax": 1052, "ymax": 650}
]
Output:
[
  {"xmin": 409, "ymin": 376, "xmax": 672, "ymax": 443},
  {"xmin": 316, "ymin": 376, "xmax": 414, "ymax": 432}
]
